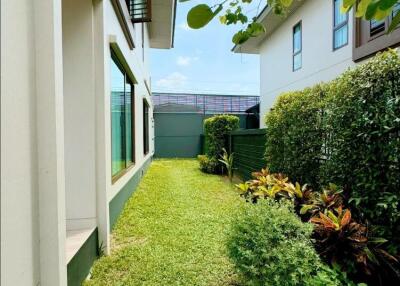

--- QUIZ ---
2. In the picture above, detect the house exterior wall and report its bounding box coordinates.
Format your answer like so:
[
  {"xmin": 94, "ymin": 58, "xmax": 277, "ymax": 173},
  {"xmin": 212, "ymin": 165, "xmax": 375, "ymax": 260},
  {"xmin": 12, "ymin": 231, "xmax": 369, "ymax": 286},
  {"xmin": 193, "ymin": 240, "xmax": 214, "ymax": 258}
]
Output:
[
  {"xmin": 1, "ymin": 0, "xmax": 167, "ymax": 285},
  {"xmin": 259, "ymin": 0, "xmax": 356, "ymax": 127},
  {"xmin": 1, "ymin": 0, "xmax": 41, "ymax": 285}
]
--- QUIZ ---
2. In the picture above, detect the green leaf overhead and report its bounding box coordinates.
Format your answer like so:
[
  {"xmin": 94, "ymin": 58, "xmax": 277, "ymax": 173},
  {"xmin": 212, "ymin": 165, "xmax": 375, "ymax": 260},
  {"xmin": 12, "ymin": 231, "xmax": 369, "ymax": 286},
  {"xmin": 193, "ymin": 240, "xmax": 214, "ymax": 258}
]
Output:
[
  {"xmin": 388, "ymin": 9, "xmax": 400, "ymax": 32},
  {"xmin": 187, "ymin": 4, "xmax": 215, "ymax": 29}
]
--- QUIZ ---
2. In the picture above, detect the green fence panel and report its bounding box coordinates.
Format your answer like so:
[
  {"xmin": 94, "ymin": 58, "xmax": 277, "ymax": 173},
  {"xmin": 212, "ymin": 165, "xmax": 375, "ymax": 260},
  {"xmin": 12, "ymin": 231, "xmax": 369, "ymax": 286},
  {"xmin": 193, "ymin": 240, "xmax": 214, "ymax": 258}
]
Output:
[
  {"xmin": 154, "ymin": 113, "xmax": 249, "ymax": 158},
  {"xmin": 229, "ymin": 129, "xmax": 267, "ymax": 180}
]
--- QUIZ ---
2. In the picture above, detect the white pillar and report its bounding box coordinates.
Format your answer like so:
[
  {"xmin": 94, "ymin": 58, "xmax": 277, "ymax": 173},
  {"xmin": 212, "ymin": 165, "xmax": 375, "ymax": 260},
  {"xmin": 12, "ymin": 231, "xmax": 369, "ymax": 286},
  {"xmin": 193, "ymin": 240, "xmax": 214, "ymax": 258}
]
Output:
[
  {"xmin": 34, "ymin": 0, "xmax": 67, "ymax": 285},
  {"xmin": 93, "ymin": 0, "xmax": 111, "ymax": 254}
]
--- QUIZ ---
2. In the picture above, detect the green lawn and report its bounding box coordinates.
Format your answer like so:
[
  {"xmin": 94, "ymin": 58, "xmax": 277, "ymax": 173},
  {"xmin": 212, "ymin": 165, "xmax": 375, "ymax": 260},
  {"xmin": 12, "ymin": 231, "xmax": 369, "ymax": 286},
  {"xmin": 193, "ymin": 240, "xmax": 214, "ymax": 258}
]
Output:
[{"xmin": 84, "ymin": 159, "xmax": 242, "ymax": 286}]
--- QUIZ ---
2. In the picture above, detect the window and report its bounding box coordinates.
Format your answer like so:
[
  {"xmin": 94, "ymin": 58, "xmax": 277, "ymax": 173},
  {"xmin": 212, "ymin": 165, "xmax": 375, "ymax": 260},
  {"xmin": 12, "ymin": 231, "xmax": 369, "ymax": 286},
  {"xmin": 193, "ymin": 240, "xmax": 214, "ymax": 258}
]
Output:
[
  {"xmin": 293, "ymin": 22, "xmax": 302, "ymax": 71},
  {"xmin": 353, "ymin": 1, "xmax": 400, "ymax": 61},
  {"xmin": 111, "ymin": 51, "xmax": 135, "ymax": 181},
  {"xmin": 143, "ymin": 99, "xmax": 149, "ymax": 155},
  {"xmin": 333, "ymin": 0, "xmax": 348, "ymax": 50}
]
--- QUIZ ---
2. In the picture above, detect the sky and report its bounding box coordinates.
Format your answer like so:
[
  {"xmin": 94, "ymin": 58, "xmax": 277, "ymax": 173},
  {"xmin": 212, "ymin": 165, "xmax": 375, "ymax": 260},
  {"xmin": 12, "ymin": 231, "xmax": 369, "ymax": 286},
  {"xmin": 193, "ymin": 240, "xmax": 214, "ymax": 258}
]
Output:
[{"xmin": 150, "ymin": 0, "xmax": 264, "ymax": 96}]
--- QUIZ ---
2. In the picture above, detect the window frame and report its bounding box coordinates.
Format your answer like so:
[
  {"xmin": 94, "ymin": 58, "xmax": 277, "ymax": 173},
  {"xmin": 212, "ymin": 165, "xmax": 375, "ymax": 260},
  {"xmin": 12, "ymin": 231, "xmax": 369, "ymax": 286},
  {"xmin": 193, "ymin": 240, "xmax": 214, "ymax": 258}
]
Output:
[
  {"xmin": 332, "ymin": 0, "xmax": 349, "ymax": 51},
  {"xmin": 292, "ymin": 21, "xmax": 302, "ymax": 72},
  {"xmin": 353, "ymin": 1, "xmax": 400, "ymax": 61},
  {"xmin": 143, "ymin": 99, "xmax": 150, "ymax": 156},
  {"xmin": 111, "ymin": 50, "xmax": 136, "ymax": 184}
]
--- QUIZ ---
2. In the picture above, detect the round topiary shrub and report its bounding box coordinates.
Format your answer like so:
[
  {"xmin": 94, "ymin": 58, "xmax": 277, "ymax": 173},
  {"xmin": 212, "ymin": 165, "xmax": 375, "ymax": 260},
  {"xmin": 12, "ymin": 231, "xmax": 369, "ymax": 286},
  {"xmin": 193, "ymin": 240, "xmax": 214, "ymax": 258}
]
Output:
[{"xmin": 228, "ymin": 200, "xmax": 341, "ymax": 286}]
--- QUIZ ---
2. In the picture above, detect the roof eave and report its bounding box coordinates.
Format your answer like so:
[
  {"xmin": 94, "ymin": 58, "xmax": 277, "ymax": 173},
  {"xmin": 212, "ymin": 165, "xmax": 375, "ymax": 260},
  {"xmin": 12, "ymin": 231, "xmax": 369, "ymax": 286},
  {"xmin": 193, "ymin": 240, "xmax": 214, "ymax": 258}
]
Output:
[
  {"xmin": 233, "ymin": 1, "xmax": 305, "ymax": 54},
  {"xmin": 149, "ymin": 0, "xmax": 177, "ymax": 49}
]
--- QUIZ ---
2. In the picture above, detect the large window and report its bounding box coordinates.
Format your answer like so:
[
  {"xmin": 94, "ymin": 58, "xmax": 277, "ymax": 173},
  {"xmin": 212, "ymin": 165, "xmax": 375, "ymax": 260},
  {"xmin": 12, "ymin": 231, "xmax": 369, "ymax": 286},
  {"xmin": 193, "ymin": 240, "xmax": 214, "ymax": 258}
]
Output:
[
  {"xmin": 333, "ymin": 0, "xmax": 348, "ymax": 50},
  {"xmin": 143, "ymin": 99, "xmax": 149, "ymax": 155},
  {"xmin": 293, "ymin": 21, "xmax": 302, "ymax": 71},
  {"xmin": 111, "ymin": 51, "xmax": 135, "ymax": 181}
]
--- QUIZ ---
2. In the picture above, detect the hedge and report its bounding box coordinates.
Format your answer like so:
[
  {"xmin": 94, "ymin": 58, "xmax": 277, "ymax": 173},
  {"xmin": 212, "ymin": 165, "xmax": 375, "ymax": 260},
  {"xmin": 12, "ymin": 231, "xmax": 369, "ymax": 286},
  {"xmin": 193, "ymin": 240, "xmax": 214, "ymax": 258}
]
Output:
[
  {"xmin": 265, "ymin": 50, "xmax": 400, "ymax": 245},
  {"xmin": 202, "ymin": 114, "xmax": 239, "ymax": 173}
]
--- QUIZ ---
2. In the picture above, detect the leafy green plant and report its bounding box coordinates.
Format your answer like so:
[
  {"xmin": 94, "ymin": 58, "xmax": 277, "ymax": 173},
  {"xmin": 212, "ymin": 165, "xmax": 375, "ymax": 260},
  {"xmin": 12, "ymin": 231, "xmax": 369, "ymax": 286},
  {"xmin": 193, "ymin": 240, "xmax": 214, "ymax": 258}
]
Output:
[
  {"xmin": 202, "ymin": 114, "xmax": 239, "ymax": 174},
  {"xmin": 228, "ymin": 199, "xmax": 343, "ymax": 286},
  {"xmin": 236, "ymin": 168, "xmax": 304, "ymax": 202},
  {"xmin": 311, "ymin": 207, "xmax": 400, "ymax": 284},
  {"xmin": 322, "ymin": 50, "xmax": 400, "ymax": 245},
  {"xmin": 218, "ymin": 148, "xmax": 235, "ymax": 182},
  {"xmin": 197, "ymin": 155, "xmax": 219, "ymax": 174},
  {"xmin": 300, "ymin": 183, "xmax": 344, "ymax": 217},
  {"xmin": 265, "ymin": 85, "xmax": 327, "ymax": 188}
]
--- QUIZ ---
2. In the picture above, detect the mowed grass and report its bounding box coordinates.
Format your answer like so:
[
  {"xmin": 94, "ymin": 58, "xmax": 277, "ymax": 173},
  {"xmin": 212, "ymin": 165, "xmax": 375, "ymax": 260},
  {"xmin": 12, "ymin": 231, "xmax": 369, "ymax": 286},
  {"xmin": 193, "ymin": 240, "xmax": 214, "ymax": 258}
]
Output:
[{"xmin": 84, "ymin": 159, "xmax": 242, "ymax": 286}]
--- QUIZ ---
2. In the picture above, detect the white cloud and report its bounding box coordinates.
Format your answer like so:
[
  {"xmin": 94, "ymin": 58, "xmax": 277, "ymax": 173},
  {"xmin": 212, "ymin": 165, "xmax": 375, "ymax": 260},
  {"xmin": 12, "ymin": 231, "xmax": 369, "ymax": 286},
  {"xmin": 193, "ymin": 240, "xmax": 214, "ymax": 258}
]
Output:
[
  {"xmin": 179, "ymin": 22, "xmax": 191, "ymax": 31},
  {"xmin": 176, "ymin": 56, "xmax": 199, "ymax": 67},
  {"xmin": 177, "ymin": 56, "xmax": 191, "ymax": 66},
  {"xmin": 156, "ymin": 72, "xmax": 187, "ymax": 89}
]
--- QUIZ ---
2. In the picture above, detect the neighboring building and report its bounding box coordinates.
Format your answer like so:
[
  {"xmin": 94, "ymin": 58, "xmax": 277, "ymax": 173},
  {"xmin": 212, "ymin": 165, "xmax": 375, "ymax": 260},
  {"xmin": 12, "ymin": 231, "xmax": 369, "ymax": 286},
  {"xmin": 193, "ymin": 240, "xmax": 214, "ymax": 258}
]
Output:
[
  {"xmin": 1, "ymin": 0, "xmax": 176, "ymax": 285},
  {"xmin": 234, "ymin": 0, "xmax": 400, "ymax": 127}
]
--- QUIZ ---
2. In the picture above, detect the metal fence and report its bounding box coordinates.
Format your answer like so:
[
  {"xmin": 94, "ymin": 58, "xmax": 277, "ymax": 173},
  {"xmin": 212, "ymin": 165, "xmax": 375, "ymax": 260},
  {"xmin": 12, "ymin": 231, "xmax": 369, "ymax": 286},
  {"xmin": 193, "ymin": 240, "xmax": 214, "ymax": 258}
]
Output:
[{"xmin": 153, "ymin": 92, "xmax": 259, "ymax": 114}]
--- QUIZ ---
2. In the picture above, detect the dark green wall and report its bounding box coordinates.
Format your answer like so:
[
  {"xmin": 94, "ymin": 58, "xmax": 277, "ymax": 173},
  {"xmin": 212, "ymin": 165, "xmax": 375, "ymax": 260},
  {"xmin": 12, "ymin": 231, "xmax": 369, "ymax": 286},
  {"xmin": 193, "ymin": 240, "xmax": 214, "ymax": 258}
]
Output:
[
  {"xmin": 67, "ymin": 228, "xmax": 98, "ymax": 286},
  {"xmin": 109, "ymin": 156, "xmax": 152, "ymax": 230},
  {"xmin": 154, "ymin": 113, "xmax": 247, "ymax": 158},
  {"xmin": 229, "ymin": 129, "xmax": 267, "ymax": 180}
]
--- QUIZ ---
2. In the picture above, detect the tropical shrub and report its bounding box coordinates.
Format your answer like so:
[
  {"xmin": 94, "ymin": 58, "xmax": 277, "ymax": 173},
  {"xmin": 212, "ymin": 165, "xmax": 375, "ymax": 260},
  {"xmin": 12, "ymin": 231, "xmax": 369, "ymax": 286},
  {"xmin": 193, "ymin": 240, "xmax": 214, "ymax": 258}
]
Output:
[
  {"xmin": 228, "ymin": 199, "xmax": 343, "ymax": 286},
  {"xmin": 197, "ymin": 155, "xmax": 218, "ymax": 174},
  {"xmin": 265, "ymin": 85, "xmax": 326, "ymax": 188},
  {"xmin": 311, "ymin": 207, "xmax": 399, "ymax": 284},
  {"xmin": 218, "ymin": 148, "xmax": 234, "ymax": 181},
  {"xmin": 235, "ymin": 168, "xmax": 305, "ymax": 203},
  {"xmin": 236, "ymin": 167, "xmax": 400, "ymax": 285}
]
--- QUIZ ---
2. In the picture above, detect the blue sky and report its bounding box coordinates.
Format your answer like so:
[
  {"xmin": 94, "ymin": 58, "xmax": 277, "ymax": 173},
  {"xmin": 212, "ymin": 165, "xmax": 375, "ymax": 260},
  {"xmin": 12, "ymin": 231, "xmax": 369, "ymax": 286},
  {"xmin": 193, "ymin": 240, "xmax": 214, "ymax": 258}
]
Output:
[{"xmin": 150, "ymin": 0, "xmax": 263, "ymax": 96}]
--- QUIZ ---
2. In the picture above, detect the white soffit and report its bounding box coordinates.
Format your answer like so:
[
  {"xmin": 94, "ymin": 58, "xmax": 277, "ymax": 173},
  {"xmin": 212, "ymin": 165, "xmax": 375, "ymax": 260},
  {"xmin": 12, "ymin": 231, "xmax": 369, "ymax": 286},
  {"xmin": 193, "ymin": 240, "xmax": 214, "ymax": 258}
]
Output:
[{"xmin": 150, "ymin": 0, "xmax": 177, "ymax": 49}]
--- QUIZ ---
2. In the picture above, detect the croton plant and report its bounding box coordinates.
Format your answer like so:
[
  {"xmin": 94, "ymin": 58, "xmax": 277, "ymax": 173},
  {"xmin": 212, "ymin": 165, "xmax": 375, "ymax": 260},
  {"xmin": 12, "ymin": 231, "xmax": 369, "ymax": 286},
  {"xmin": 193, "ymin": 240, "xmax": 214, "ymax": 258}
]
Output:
[{"xmin": 236, "ymin": 168, "xmax": 400, "ymax": 284}]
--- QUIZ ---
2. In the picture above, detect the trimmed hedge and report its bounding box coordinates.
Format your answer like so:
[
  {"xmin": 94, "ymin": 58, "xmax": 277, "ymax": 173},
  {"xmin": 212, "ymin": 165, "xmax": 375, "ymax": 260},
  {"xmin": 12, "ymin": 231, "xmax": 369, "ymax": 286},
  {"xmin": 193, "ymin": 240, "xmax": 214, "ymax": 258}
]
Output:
[
  {"xmin": 265, "ymin": 50, "xmax": 400, "ymax": 245},
  {"xmin": 202, "ymin": 114, "xmax": 239, "ymax": 173},
  {"xmin": 265, "ymin": 85, "xmax": 326, "ymax": 187}
]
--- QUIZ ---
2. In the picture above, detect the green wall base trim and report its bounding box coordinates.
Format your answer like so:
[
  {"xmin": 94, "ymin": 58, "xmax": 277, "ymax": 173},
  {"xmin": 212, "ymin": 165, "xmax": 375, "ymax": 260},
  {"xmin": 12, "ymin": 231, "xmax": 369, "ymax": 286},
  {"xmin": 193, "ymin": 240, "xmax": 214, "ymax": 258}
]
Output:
[
  {"xmin": 109, "ymin": 156, "xmax": 152, "ymax": 230},
  {"xmin": 67, "ymin": 228, "xmax": 99, "ymax": 286}
]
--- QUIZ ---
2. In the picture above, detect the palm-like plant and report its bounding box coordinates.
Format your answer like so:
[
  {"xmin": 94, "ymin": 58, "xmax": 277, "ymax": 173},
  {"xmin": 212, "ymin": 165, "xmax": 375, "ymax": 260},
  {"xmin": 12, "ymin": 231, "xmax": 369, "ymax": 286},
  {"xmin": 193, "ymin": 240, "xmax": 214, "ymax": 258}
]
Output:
[{"xmin": 219, "ymin": 148, "xmax": 234, "ymax": 182}]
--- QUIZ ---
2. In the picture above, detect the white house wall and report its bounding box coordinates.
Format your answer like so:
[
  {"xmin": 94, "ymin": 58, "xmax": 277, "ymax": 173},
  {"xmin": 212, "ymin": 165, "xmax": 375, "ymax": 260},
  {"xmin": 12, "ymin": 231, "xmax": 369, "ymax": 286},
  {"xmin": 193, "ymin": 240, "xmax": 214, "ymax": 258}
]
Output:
[
  {"xmin": 259, "ymin": 0, "xmax": 355, "ymax": 127},
  {"xmin": 1, "ymin": 0, "xmax": 41, "ymax": 284}
]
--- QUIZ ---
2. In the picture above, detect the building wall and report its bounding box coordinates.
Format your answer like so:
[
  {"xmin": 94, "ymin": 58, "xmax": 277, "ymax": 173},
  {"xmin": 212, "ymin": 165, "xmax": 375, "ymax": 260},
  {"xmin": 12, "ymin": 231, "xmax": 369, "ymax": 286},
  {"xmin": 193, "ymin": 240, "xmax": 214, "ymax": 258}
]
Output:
[
  {"xmin": 1, "ymin": 0, "xmax": 41, "ymax": 285},
  {"xmin": 1, "ymin": 0, "xmax": 158, "ymax": 284},
  {"xmin": 259, "ymin": 0, "xmax": 355, "ymax": 127}
]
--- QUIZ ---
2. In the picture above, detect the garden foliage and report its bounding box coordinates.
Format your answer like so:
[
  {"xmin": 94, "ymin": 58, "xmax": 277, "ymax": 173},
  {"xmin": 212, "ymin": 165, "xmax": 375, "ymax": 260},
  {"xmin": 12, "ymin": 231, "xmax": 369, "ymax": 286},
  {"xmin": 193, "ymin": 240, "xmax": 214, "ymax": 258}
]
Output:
[
  {"xmin": 200, "ymin": 114, "xmax": 239, "ymax": 174},
  {"xmin": 228, "ymin": 199, "xmax": 345, "ymax": 286},
  {"xmin": 265, "ymin": 50, "xmax": 400, "ymax": 250},
  {"xmin": 235, "ymin": 168, "xmax": 400, "ymax": 285}
]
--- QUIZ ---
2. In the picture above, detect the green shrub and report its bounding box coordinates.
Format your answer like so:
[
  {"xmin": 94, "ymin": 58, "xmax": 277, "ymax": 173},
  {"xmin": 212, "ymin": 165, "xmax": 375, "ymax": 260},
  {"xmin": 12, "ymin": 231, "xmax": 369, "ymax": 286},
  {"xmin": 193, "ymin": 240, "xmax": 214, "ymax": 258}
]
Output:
[
  {"xmin": 228, "ymin": 199, "xmax": 342, "ymax": 286},
  {"xmin": 265, "ymin": 85, "xmax": 326, "ymax": 187},
  {"xmin": 322, "ymin": 50, "xmax": 400, "ymax": 242},
  {"xmin": 264, "ymin": 50, "xmax": 400, "ymax": 249},
  {"xmin": 203, "ymin": 114, "xmax": 239, "ymax": 173},
  {"xmin": 197, "ymin": 155, "xmax": 219, "ymax": 174}
]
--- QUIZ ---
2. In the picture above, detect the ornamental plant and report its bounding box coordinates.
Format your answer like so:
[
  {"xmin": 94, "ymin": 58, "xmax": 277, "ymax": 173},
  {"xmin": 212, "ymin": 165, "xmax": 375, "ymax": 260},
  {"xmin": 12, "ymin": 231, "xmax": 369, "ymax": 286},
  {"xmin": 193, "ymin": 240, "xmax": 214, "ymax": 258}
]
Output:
[
  {"xmin": 228, "ymin": 199, "xmax": 344, "ymax": 286},
  {"xmin": 201, "ymin": 114, "xmax": 239, "ymax": 174}
]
